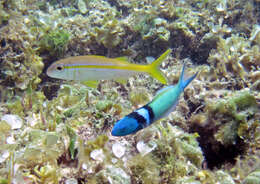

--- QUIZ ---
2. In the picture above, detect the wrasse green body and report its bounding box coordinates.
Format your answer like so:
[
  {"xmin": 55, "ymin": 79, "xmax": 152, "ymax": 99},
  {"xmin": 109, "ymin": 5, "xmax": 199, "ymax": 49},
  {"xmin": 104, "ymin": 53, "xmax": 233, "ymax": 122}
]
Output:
[
  {"xmin": 112, "ymin": 64, "xmax": 198, "ymax": 136},
  {"xmin": 46, "ymin": 49, "xmax": 171, "ymax": 84}
]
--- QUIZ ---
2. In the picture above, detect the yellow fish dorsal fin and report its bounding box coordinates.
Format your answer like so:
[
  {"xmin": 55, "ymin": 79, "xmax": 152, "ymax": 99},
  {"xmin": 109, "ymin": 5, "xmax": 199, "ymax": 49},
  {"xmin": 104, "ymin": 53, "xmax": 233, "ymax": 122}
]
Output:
[
  {"xmin": 113, "ymin": 57, "xmax": 131, "ymax": 65},
  {"xmin": 94, "ymin": 55, "xmax": 130, "ymax": 64},
  {"xmin": 115, "ymin": 56, "xmax": 128, "ymax": 61},
  {"xmin": 81, "ymin": 81, "xmax": 99, "ymax": 88},
  {"xmin": 86, "ymin": 55, "xmax": 130, "ymax": 64}
]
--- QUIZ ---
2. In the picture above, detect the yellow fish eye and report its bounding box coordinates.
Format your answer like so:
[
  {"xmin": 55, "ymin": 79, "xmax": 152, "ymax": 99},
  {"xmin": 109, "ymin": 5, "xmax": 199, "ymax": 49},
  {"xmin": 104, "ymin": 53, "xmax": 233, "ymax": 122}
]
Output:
[{"xmin": 56, "ymin": 64, "xmax": 64, "ymax": 71}]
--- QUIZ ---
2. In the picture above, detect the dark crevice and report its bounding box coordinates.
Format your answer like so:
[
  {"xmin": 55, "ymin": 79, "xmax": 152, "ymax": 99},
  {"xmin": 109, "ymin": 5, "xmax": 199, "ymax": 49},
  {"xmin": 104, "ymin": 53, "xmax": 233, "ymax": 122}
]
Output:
[
  {"xmin": 41, "ymin": 83, "xmax": 60, "ymax": 100},
  {"xmin": 0, "ymin": 39, "xmax": 6, "ymax": 47},
  {"xmin": 106, "ymin": 0, "xmax": 130, "ymax": 16},
  {"xmin": 189, "ymin": 36, "xmax": 219, "ymax": 64},
  {"xmin": 189, "ymin": 123, "xmax": 248, "ymax": 169},
  {"xmin": 57, "ymin": 151, "xmax": 78, "ymax": 168}
]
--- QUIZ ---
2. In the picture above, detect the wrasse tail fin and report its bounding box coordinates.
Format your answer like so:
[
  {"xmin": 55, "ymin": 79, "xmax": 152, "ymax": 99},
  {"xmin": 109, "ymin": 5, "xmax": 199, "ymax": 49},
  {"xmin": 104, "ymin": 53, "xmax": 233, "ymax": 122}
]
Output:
[
  {"xmin": 147, "ymin": 49, "xmax": 171, "ymax": 84},
  {"xmin": 178, "ymin": 63, "xmax": 198, "ymax": 90}
]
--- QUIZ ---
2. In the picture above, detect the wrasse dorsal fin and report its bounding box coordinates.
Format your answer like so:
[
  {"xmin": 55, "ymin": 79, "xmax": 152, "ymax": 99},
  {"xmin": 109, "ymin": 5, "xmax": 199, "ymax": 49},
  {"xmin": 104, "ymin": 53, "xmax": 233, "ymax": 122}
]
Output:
[
  {"xmin": 177, "ymin": 63, "xmax": 198, "ymax": 90},
  {"xmin": 155, "ymin": 85, "xmax": 174, "ymax": 96}
]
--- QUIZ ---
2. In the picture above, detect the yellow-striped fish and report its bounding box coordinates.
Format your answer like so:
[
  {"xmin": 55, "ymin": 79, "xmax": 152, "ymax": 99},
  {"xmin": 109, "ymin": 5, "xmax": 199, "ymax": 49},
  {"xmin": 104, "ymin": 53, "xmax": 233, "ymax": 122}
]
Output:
[{"xmin": 46, "ymin": 49, "xmax": 171, "ymax": 85}]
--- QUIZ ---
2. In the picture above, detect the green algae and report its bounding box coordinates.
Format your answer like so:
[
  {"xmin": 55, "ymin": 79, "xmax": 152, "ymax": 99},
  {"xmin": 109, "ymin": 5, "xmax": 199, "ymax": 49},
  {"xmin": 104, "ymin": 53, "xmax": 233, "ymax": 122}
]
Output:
[
  {"xmin": 94, "ymin": 165, "xmax": 131, "ymax": 184},
  {"xmin": 17, "ymin": 129, "xmax": 63, "ymax": 166},
  {"xmin": 66, "ymin": 125, "xmax": 77, "ymax": 159},
  {"xmin": 94, "ymin": 19, "xmax": 124, "ymax": 48},
  {"xmin": 129, "ymin": 88, "xmax": 150, "ymax": 107},
  {"xmin": 96, "ymin": 100, "xmax": 113, "ymax": 112},
  {"xmin": 128, "ymin": 122, "xmax": 205, "ymax": 183},
  {"xmin": 208, "ymin": 33, "xmax": 260, "ymax": 82},
  {"xmin": 211, "ymin": 92, "xmax": 257, "ymax": 145},
  {"xmin": 0, "ymin": 2, "xmax": 10, "ymax": 25},
  {"xmin": 127, "ymin": 154, "xmax": 160, "ymax": 184},
  {"xmin": 32, "ymin": 164, "xmax": 59, "ymax": 184},
  {"xmin": 39, "ymin": 29, "xmax": 70, "ymax": 57},
  {"xmin": 189, "ymin": 89, "xmax": 259, "ymax": 171},
  {"xmin": 78, "ymin": 134, "xmax": 109, "ymax": 161},
  {"xmin": 0, "ymin": 178, "xmax": 8, "ymax": 184}
]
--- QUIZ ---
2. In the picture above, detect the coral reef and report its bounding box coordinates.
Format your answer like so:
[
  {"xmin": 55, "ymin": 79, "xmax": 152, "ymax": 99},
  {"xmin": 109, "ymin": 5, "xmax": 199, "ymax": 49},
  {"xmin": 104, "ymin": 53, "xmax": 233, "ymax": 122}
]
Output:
[
  {"xmin": 242, "ymin": 169, "xmax": 260, "ymax": 184},
  {"xmin": 188, "ymin": 91, "xmax": 259, "ymax": 168},
  {"xmin": 39, "ymin": 29, "xmax": 70, "ymax": 57}
]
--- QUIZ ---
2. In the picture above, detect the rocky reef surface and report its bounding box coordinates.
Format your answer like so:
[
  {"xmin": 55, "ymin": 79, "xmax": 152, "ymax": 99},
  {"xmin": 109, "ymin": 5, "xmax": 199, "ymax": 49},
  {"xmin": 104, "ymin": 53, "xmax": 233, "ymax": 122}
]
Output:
[{"xmin": 0, "ymin": 0, "xmax": 259, "ymax": 183}]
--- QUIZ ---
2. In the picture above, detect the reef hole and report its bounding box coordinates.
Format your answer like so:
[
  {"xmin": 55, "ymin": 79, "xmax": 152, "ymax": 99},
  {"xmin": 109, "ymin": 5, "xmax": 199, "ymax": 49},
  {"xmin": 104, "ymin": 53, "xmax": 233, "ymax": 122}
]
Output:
[{"xmin": 189, "ymin": 123, "xmax": 248, "ymax": 169}]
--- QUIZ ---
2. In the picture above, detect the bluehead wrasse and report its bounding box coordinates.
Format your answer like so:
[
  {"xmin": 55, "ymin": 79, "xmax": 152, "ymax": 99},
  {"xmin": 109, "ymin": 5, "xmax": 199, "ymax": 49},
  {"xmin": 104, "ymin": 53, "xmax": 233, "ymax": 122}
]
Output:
[
  {"xmin": 111, "ymin": 64, "xmax": 198, "ymax": 136},
  {"xmin": 46, "ymin": 49, "xmax": 171, "ymax": 84}
]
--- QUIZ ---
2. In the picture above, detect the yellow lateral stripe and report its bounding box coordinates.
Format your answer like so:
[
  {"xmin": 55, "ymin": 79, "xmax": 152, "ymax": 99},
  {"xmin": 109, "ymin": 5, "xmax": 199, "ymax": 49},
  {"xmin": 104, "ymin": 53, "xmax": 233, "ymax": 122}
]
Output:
[{"xmin": 64, "ymin": 64, "xmax": 147, "ymax": 72}]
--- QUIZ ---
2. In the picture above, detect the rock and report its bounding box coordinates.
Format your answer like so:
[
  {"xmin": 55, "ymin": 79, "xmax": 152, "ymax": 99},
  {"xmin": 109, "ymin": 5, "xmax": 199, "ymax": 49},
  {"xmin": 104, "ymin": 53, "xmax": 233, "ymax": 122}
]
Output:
[
  {"xmin": 112, "ymin": 142, "xmax": 125, "ymax": 158},
  {"xmin": 77, "ymin": 0, "xmax": 87, "ymax": 14},
  {"xmin": 1, "ymin": 114, "xmax": 23, "ymax": 129},
  {"xmin": 65, "ymin": 178, "xmax": 78, "ymax": 184},
  {"xmin": 136, "ymin": 140, "xmax": 157, "ymax": 156},
  {"xmin": 242, "ymin": 170, "xmax": 260, "ymax": 184},
  {"xmin": 0, "ymin": 150, "xmax": 9, "ymax": 163},
  {"xmin": 96, "ymin": 165, "xmax": 130, "ymax": 184},
  {"xmin": 216, "ymin": 170, "xmax": 235, "ymax": 184},
  {"xmin": 6, "ymin": 136, "xmax": 15, "ymax": 144},
  {"xmin": 90, "ymin": 149, "xmax": 105, "ymax": 162}
]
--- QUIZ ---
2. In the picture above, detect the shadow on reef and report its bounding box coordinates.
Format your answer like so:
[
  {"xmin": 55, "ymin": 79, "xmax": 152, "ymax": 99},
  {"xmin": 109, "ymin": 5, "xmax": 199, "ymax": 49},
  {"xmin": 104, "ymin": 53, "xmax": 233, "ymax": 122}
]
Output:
[
  {"xmin": 189, "ymin": 123, "xmax": 247, "ymax": 169},
  {"xmin": 106, "ymin": 0, "xmax": 130, "ymax": 16},
  {"xmin": 169, "ymin": 29, "xmax": 219, "ymax": 65},
  {"xmin": 187, "ymin": 92, "xmax": 258, "ymax": 169}
]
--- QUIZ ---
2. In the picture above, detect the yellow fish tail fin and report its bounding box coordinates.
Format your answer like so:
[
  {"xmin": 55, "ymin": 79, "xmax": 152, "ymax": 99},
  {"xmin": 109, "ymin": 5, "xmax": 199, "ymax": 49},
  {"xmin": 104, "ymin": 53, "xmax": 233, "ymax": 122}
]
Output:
[{"xmin": 147, "ymin": 49, "xmax": 171, "ymax": 84}]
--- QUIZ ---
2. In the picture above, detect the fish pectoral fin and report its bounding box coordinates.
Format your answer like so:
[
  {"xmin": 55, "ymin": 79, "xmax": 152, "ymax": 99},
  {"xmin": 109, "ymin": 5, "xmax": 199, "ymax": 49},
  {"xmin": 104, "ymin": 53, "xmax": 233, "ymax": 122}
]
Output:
[
  {"xmin": 81, "ymin": 81, "xmax": 99, "ymax": 88},
  {"xmin": 115, "ymin": 79, "xmax": 128, "ymax": 85}
]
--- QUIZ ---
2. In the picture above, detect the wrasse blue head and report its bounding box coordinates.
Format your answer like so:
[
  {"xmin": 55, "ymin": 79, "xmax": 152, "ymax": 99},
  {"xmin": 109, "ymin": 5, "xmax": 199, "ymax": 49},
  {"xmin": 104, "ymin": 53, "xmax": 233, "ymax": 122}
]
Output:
[{"xmin": 111, "ymin": 116, "xmax": 142, "ymax": 136}]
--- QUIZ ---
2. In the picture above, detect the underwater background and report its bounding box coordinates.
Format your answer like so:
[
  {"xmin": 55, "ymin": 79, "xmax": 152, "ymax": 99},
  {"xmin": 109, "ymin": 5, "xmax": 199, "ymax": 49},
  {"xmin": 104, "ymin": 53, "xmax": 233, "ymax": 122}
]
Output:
[{"xmin": 0, "ymin": 0, "xmax": 259, "ymax": 183}]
